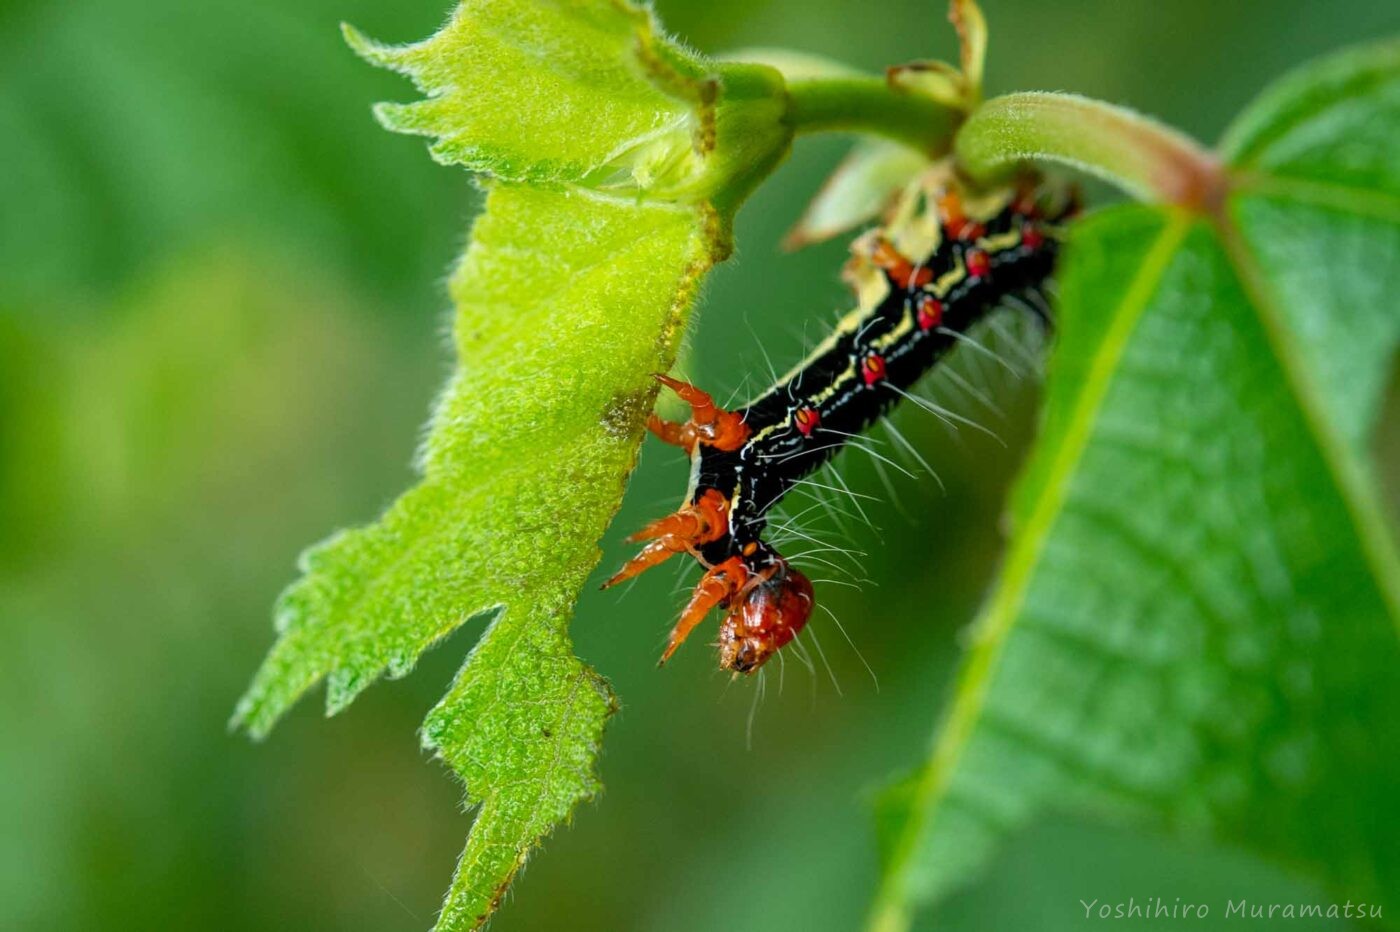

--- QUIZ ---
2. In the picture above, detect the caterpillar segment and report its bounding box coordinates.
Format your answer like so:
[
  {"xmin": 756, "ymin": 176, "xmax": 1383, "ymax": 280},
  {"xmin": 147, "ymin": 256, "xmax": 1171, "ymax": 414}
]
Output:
[{"xmin": 606, "ymin": 169, "xmax": 1076, "ymax": 674}]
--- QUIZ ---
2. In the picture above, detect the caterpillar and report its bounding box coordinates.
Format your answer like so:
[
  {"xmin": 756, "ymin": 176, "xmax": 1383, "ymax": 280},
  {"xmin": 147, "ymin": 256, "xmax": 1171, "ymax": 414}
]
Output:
[{"xmin": 604, "ymin": 166, "xmax": 1076, "ymax": 674}]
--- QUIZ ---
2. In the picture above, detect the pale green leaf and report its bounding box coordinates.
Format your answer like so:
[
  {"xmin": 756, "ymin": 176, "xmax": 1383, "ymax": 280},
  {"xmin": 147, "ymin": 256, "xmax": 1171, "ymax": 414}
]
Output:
[
  {"xmin": 238, "ymin": 184, "xmax": 716, "ymax": 928},
  {"xmin": 236, "ymin": 1, "xmax": 780, "ymax": 928},
  {"xmin": 783, "ymin": 138, "xmax": 931, "ymax": 249},
  {"xmin": 869, "ymin": 40, "xmax": 1400, "ymax": 931},
  {"xmin": 342, "ymin": 0, "xmax": 792, "ymax": 213},
  {"xmin": 342, "ymin": 0, "xmax": 709, "ymax": 187}
]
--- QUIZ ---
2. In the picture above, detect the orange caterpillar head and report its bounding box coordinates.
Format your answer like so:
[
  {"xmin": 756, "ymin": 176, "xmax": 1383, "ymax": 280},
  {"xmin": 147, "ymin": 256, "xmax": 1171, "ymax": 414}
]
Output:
[{"xmin": 718, "ymin": 561, "xmax": 814, "ymax": 673}]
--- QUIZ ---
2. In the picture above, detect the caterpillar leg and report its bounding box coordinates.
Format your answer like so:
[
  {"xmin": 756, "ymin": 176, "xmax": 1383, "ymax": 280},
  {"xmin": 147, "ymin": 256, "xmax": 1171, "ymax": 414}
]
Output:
[
  {"xmin": 660, "ymin": 556, "xmax": 747, "ymax": 666},
  {"xmin": 647, "ymin": 374, "xmax": 749, "ymax": 453},
  {"xmin": 601, "ymin": 488, "xmax": 730, "ymax": 590}
]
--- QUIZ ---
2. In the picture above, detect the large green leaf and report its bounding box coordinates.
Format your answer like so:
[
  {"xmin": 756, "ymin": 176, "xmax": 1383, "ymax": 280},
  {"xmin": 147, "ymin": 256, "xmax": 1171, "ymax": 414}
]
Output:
[
  {"xmin": 235, "ymin": 1, "xmax": 791, "ymax": 928},
  {"xmin": 869, "ymin": 40, "xmax": 1400, "ymax": 931}
]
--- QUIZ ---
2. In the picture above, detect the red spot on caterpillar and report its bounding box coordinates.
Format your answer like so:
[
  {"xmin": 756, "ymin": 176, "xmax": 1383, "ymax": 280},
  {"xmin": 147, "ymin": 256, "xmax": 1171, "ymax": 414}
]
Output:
[
  {"xmin": 917, "ymin": 295, "xmax": 943, "ymax": 330},
  {"xmin": 1021, "ymin": 225, "xmax": 1044, "ymax": 249},
  {"xmin": 966, "ymin": 248, "xmax": 991, "ymax": 279},
  {"xmin": 861, "ymin": 353, "xmax": 887, "ymax": 385},
  {"xmin": 872, "ymin": 238, "xmax": 933, "ymax": 290},
  {"xmin": 793, "ymin": 406, "xmax": 821, "ymax": 436}
]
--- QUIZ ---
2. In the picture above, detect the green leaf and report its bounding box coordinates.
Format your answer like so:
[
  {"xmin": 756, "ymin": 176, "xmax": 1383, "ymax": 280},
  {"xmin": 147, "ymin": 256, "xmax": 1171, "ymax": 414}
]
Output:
[
  {"xmin": 783, "ymin": 138, "xmax": 931, "ymax": 249},
  {"xmin": 342, "ymin": 0, "xmax": 709, "ymax": 187},
  {"xmin": 237, "ymin": 183, "xmax": 716, "ymax": 926},
  {"xmin": 869, "ymin": 39, "xmax": 1400, "ymax": 932},
  {"xmin": 237, "ymin": 1, "xmax": 768, "ymax": 927},
  {"xmin": 341, "ymin": 0, "xmax": 792, "ymax": 216}
]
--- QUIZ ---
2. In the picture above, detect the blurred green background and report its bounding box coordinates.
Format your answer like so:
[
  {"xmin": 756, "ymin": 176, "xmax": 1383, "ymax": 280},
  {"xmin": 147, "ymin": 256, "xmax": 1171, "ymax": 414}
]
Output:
[{"xmin": 3, "ymin": 1, "xmax": 1397, "ymax": 930}]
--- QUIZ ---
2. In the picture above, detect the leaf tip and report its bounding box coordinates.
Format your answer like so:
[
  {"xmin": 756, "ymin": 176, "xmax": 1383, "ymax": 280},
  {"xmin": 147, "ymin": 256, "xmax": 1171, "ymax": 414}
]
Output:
[
  {"xmin": 341, "ymin": 22, "xmax": 394, "ymax": 67},
  {"xmin": 370, "ymin": 100, "xmax": 410, "ymax": 133},
  {"xmin": 229, "ymin": 692, "xmax": 273, "ymax": 742},
  {"xmin": 325, "ymin": 664, "xmax": 369, "ymax": 717}
]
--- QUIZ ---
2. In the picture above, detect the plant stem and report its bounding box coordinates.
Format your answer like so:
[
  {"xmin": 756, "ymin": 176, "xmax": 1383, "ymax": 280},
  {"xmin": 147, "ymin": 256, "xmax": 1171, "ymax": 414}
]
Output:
[
  {"xmin": 956, "ymin": 92, "xmax": 1226, "ymax": 209},
  {"xmin": 785, "ymin": 74, "xmax": 964, "ymax": 155}
]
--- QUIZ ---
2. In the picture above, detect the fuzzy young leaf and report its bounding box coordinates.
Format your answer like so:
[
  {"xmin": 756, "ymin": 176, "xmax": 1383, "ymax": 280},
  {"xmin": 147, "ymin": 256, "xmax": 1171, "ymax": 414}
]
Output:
[
  {"xmin": 342, "ymin": 0, "xmax": 709, "ymax": 187},
  {"xmin": 238, "ymin": 185, "xmax": 716, "ymax": 925},
  {"xmin": 869, "ymin": 40, "xmax": 1400, "ymax": 931},
  {"xmin": 342, "ymin": 0, "xmax": 791, "ymax": 214},
  {"xmin": 235, "ymin": 1, "xmax": 792, "ymax": 928},
  {"xmin": 234, "ymin": 185, "xmax": 713, "ymax": 732}
]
